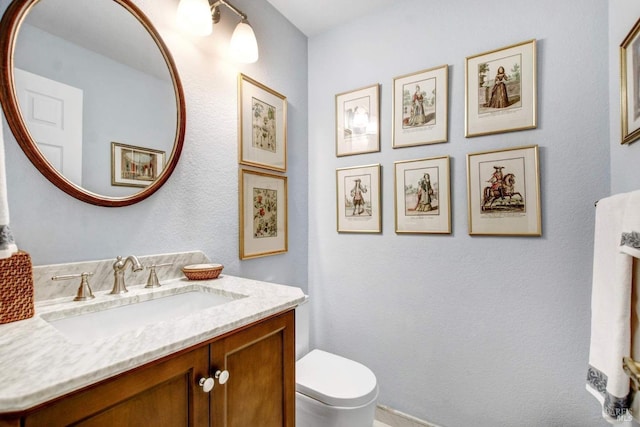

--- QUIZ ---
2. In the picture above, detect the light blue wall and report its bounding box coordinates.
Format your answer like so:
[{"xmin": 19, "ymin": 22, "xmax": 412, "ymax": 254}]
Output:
[
  {"xmin": 0, "ymin": 0, "xmax": 309, "ymax": 290},
  {"xmin": 308, "ymin": 0, "xmax": 609, "ymax": 425}
]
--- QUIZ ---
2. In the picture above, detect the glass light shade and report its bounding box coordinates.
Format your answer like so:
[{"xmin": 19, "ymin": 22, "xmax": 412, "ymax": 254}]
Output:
[
  {"xmin": 176, "ymin": 0, "xmax": 213, "ymax": 36},
  {"xmin": 230, "ymin": 20, "xmax": 259, "ymax": 63}
]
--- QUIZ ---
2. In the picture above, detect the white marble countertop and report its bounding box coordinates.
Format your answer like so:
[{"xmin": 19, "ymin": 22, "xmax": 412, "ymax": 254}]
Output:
[{"xmin": 0, "ymin": 274, "xmax": 305, "ymax": 414}]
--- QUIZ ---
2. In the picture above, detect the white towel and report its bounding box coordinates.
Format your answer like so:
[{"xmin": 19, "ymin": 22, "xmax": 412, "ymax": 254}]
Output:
[
  {"xmin": 620, "ymin": 190, "xmax": 640, "ymax": 259},
  {"xmin": 621, "ymin": 190, "xmax": 640, "ymax": 422},
  {"xmin": 587, "ymin": 192, "xmax": 634, "ymax": 423},
  {"xmin": 0, "ymin": 120, "xmax": 17, "ymax": 259}
]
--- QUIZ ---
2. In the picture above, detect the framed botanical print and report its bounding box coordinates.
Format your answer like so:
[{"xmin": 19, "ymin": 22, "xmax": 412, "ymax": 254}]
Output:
[
  {"xmin": 394, "ymin": 156, "xmax": 451, "ymax": 234},
  {"xmin": 621, "ymin": 17, "xmax": 640, "ymax": 144},
  {"xmin": 466, "ymin": 145, "xmax": 541, "ymax": 236},
  {"xmin": 393, "ymin": 65, "xmax": 448, "ymax": 148},
  {"xmin": 465, "ymin": 39, "xmax": 537, "ymax": 137},
  {"xmin": 239, "ymin": 169, "xmax": 288, "ymax": 259},
  {"xmin": 336, "ymin": 164, "xmax": 381, "ymax": 233},
  {"xmin": 335, "ymin": 84, "xmax": 380, "ymax": 157},
  {"xmin": 238, "ymin": 74, "xmax": 287, "ymax": 171},
  {"xmin": 111, "ymin": 142, "xmax": 165, "ymax": 187}
]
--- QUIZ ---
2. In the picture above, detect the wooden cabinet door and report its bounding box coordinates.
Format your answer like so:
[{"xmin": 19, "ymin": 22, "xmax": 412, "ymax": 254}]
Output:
[
  {"xmin": 210, "ymin": 310, "xmax": 295, "ymax": 427},
  {"xmin": 24, "ymin": 346, "xmax": 210, "ymax": 427}
]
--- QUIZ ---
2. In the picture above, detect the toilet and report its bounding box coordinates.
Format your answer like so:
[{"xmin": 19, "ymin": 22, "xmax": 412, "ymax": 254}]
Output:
[{"xmin": 295, "ymin": 298, "xmax": 379, "ymax": 427}]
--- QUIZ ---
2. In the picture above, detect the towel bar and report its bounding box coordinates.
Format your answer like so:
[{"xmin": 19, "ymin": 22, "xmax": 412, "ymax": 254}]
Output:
[{"xmin": 623, "ymin": 357, "xmax": 640, "ymax": 390}]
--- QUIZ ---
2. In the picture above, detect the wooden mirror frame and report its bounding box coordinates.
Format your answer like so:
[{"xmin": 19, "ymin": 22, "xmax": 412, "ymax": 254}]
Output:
[{"xmin": 0, "ymin": 0, "xmax": 186, "ymax": 207}]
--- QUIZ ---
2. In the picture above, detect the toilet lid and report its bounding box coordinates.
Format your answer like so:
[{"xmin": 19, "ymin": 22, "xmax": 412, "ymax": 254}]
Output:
[{"xmin": 296, "ymin": 349, "xmax": 378, "ymax": 407}]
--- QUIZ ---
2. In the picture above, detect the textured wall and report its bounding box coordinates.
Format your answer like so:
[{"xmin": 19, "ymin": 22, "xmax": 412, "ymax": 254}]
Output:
[
  {"xmin": 307, "ymin": 0, "xmax": 610, "ymax": 425},
  {"xmin": 0, "ymin": 0, "xmax": 309, "ymax": 290}
]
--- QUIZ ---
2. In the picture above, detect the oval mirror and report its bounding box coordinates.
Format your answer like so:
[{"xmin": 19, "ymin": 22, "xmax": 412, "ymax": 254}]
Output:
[{"xmin": 0, "ymin": 0, "xmax": 185, "ymax": 207}]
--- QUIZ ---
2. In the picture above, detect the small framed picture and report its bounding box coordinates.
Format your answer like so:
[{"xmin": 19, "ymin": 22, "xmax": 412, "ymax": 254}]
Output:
[
  {"xmin": 394, "ymin": 156, "xmax": 451, "ymax": 234},
  {"xmin": 336, "ymin": 164, "xmax": 381, "ymax": 233},
  {"xmin": 239, "ymin": 169, "xmax": 288, "ymax": 259},
  {"xmin": 238, "ymin": 74, "xmax": 287, "ymax": 171},
  {"xmin": 466, "ymin": 145, "xmax": 541, "ymax": 236},
  {"xmin": 393, "ymin": 65, "xmax": 448, "ymax": 148},
  {"xmin": 620, "ymin": 17, "xmax": 640, "ymax": 144},
  {"xmin": 335, "ymin": 84, "xmax": 380, "ymax": 157},
  {"xmin": 111, "ymin": 142, "xmax": 165, "ymax": 188},
  {"xmin": 465, "ymin": 39, "xmax": 537, "ymax": 137}
]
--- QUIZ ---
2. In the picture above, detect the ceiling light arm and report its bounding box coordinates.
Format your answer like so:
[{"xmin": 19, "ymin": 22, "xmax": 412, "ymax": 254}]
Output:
[{"xmin": 210, "ymin": 0, "xmax": 248, "ymax": 24}]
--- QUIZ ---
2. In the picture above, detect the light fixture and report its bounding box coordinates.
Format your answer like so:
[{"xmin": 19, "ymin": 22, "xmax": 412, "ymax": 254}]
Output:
[
  {"xmin": 176, "ymin": 0, "xmax": 213, "ymax": 36},
  {"xmin": 176, "ymin": 0, "xmax": 259, "ymax": 64}
]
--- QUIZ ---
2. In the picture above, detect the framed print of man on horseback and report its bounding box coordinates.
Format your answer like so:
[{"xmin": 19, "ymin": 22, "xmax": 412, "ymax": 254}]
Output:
[
  {"xmin": 482, "ymin": 165, "xmax": 524, "ymax": 212},
  {"xmin": 466, "ymin": 145, "xmax": 541, "ymax": 236}
]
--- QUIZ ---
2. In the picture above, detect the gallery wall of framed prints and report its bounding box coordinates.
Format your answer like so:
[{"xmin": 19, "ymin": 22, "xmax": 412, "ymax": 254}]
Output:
[
  {"xmin": 238, "ymin": 74, "xmax": 289, "ymax": 259},
  {"xmin": 332, "ymin": 38, "xmax": 544, "ymax": 238}
]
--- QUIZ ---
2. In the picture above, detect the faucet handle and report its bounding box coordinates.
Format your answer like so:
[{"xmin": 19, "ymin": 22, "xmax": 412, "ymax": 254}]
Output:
[
  {"xmin": 145, "ymin": 263, "xmax": 172, "ymax": 288},
  {"xmin": 52, "ymin": 272, "xmax": 95, "ymax": 301}
]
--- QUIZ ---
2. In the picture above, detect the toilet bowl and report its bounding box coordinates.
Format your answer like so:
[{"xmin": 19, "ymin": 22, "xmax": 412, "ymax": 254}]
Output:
[
  {"xmin": 295, "ymin": 299, "xmax": 378, "ymax": 427},
  {"xmin": 296, "ymin": 349, "xmax": 379, "ymax": 427}
]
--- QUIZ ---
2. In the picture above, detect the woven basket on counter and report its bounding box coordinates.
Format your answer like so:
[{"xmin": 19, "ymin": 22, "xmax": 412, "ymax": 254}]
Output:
[
  {"xmin": 182, "ymin": 263, "xmax": 224, "ymax": 280},
  {"xmin": 0, "ymin": 251, "xmax": 34, "ymax": 324}
]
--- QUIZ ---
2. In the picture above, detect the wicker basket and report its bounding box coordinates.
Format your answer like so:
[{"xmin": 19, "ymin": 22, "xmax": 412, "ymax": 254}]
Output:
[
  {"xmin": 0, "ymin": 251, "xmax": 34, "ymax": 324},
  {"xmin": 182, "ymin": 263, "xmax": 224, "ymax": 281}
]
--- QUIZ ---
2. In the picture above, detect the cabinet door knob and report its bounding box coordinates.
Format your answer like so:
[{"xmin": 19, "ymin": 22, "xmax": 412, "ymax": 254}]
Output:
[
  {"xmin": 215, "ymin": 369, "xmax": 230, "ymax": 385},
  {"xmin": 199, "ymin": 377, "xmax": 215, "ymax": 392}
]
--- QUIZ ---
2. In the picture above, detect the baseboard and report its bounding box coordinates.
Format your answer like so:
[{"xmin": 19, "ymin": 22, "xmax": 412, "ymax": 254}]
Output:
[{"xmin": 375, "ymin": 404, "xmax": 443, "ymax": 427}]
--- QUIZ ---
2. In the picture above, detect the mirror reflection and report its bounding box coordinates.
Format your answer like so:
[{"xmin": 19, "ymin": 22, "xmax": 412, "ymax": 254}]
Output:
[{"xmin": 12, "ymin": 0, "xmax": 178, "ymax": 198}]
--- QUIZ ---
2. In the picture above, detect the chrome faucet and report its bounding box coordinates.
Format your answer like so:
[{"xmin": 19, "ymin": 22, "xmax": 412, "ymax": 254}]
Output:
[{"xmin": 110, "ymin": 255, "xmax": 143, "ymax": 294}]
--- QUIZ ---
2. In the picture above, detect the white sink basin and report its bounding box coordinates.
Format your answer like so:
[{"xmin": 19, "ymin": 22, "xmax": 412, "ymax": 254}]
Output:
[{"xmin": 45, "ymin": 290, "xmax": 236, "ymax": 343}]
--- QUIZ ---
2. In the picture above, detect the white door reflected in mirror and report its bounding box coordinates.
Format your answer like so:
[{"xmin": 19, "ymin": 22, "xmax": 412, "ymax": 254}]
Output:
[{"xmin": 14, "ymin": 68, "xmax": 83, "ymax": 186}]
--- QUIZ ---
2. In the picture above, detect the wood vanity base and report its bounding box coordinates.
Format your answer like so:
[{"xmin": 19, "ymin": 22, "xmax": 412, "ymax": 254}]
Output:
[{"xmin": 0, "ymin": 310, "xmax": 295, "ymax": 427}]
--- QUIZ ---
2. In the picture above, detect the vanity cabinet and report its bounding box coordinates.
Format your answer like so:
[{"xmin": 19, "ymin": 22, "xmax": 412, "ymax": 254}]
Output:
[
  {"xmin": 9, "ymin": 310, "xmax": 294, "ymax": 427},
  {"xmin": 23, "ymin": 346, "xmax": 210, "ymax": 427},
  {"xmin": 211, "ymin": 309, "xmax": 295, "ymax": 427}
]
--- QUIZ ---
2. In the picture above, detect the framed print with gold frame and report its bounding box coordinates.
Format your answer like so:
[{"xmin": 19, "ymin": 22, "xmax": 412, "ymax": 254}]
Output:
[
  {"xmin": 336, "ymin": 164, "xmax": 381, "ymax": 233},
  {"xmin": 335, "ymin": 84, "xmax": 380, "ymax": 157},
  {"xmin": 621, "ymin": 17, "xmax": 640, "ymax": 145},
  {"xmin": 238, "ymin": 73, "xmax": 287, "ymax": 171},
  {"xmin": 394, "ymin": 156, "xmax": 451, "ymax": 234},
  {"xmin": 465, "ymin": 39, "xmax": 537, "ymax": 137},
  {"xmin": 111, "ymin": 142, "xmax": 165, "ymax": 188},
  {"xmin": 239, "ymin": 169, "xmax": 288, "ymax": 259},
  {"xmin": 393, "ymin": 65, "xmax": 448, "ymax": 148},
  {"xmin": 466, "ymin": 145, "xmax": 541, "ymax": 236}
]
